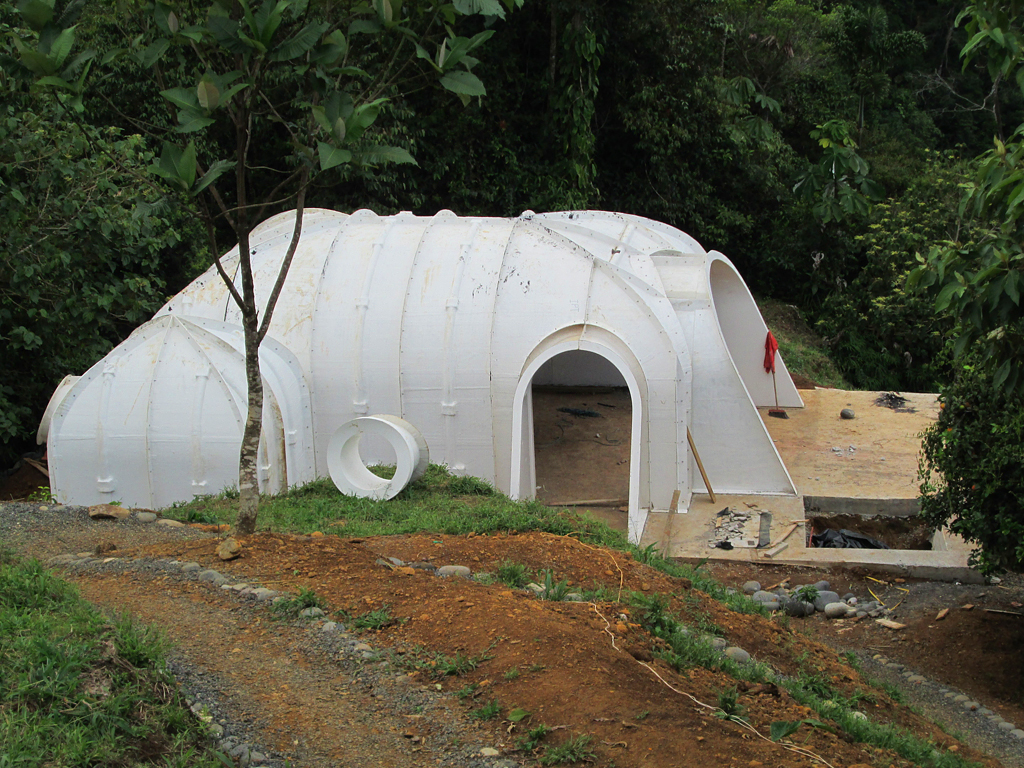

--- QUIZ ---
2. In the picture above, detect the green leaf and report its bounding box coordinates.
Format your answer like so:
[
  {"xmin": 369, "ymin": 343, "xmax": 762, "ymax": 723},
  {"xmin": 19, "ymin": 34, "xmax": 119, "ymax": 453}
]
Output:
[
  {"xmin": 352, "ymin": 145, "xmax": 417, "ymax": 165},
  {"xmin": 175, "ymin": 111, "xmax": 216, "ymax": 132},
  {"xmin": 270, "ymin": 21, "xmax": 329, "ymax": 61},
  {"xmin": 47, "ymin": 24, "xmax": 77, "ymax": 69},
  {"xmin": 18, "ymin": 0, "xmax": 55, "ymax": 31},
  {"xmin": 154, "ymin": 3, "xmax": 176, "ymax": 34},
  {"xmin": 193, "ymin": 159, "xmax": 235, "ymax": 196},
  {"xmin": 161, "ymin": 87, "xmax": 200, "ymax": 110},
  {"xmin": 935, "ymin": 280, "xmax": 964, "ymax": 312},
  {"xmin": 770, "ymin": 721, "xmax": 801, "ymax": 742},
  {"xmin": 440, "ymin": 70, "xmax": 486, "ymax": 96},
  {"xmin": 349, "ymin": 19, "xmax": 381, "ymax": 35},
  {"xmin": 138, "ymin": 38, "xmax": 170, "ymax": 67},
  {"xmin": 993, "ymin": 359, "xmax": 1012, "ymax": 389},
  {"xmin": 508, "ymin": 708, "xmax": 530, "ymax": 723},
  {"xmin": 453, "ymin": 0, "xmax": 506, "ymax": 19},
  {"xmin": 35, "ymin": 75, "xmax": 74, "ymax": 90},
  {"xmin": 317, "ymin": 142, "xmax": 352, "ymax": 170},
  {"xmin": 197, "ymin": 78, "xmax": 220, "ymax": 110}
]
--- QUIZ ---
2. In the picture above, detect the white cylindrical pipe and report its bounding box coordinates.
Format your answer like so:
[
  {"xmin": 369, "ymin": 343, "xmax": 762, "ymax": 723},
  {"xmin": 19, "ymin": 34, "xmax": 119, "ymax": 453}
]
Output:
[{"xmin": 327, "ymin": 415, "xmax": 428, "ymax": 500}]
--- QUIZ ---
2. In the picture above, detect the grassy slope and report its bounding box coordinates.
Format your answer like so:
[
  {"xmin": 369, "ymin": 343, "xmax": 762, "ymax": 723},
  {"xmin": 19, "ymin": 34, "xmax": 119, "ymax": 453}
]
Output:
[
  {"xmin": 0, "ymin": 552, "xmax": 227, "ymax": 767},
  {"xmin": 167, "ymin": 470, "xmax": 976, "ymax": 768},
  {"xmin": 758, "ymin": 297, "xmax": 852, "ymax": 389}
]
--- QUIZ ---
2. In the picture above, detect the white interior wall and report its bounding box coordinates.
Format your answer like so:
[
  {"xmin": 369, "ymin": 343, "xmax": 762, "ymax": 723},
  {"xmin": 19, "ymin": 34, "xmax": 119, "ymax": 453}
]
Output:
[{"xmin": 532, "ymin": 350, "xmax": 625, "ymax": 386}]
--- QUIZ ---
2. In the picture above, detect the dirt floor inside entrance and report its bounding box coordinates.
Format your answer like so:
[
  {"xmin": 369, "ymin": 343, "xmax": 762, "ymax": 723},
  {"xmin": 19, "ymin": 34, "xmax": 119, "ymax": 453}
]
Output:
[{"xmin": 531, "ymin": 386, "xmax": 631, "ymax": 507}]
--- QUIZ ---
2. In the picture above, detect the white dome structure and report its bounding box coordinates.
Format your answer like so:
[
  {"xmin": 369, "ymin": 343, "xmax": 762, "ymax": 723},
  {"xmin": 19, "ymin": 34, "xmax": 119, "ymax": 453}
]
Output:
[{"xmin": 44, "ymin": 208, "xmax": 802, "ymax": 542}]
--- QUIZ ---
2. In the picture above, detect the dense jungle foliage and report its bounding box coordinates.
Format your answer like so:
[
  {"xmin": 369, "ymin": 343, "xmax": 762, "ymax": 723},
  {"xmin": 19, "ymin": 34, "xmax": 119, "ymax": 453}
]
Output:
[{"xmin": 2, "ymin": 0, "xmax": 1023, "ymax": 566}]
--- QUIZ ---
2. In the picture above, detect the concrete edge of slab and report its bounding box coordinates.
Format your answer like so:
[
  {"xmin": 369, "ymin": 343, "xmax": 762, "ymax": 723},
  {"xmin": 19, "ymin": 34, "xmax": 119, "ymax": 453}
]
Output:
[{"xmin": 804, "ymin": 495, "xmax": 921, "ymax": 517}]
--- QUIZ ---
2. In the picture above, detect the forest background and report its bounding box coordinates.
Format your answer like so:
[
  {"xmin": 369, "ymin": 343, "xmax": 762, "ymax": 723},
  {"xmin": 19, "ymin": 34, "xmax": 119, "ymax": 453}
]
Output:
[{"xmin": 2, "ymin": 0, "xmax": 1022, "ymax": 567}]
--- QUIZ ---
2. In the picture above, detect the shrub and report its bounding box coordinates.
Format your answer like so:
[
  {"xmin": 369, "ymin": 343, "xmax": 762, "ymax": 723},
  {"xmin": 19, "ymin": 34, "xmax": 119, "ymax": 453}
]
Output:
[{"xmin": 919, "ymin": 363, "xmax": 1024, "ymax": 573}]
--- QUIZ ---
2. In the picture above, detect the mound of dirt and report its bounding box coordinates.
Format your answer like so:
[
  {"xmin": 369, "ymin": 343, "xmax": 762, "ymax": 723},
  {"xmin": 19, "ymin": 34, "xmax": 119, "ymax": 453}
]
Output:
[{"xmin": 126, "ymin": 531, "xmax": 1000, "ymax": 768}]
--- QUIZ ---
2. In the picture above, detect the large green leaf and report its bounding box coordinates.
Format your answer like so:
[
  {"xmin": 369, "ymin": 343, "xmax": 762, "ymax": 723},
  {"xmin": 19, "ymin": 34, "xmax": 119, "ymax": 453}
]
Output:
[
  {"xmin": 440, "ymin": 70, "xmax": 485, "ymax": 96},
  {"xmin": 270, "ymin": 21, "xmax": 329, "ymax": 61},
  {"xmin": 318, "ymin": 142, "xmax": 352, "ymax": 170},
  {"xmin": 17, "ymin": 0, "xmax": 55, "ymax": 31},
  {"xmin": 193, "ymin": 159, "xmax": 235, "ymax": 195},
  {"xmin": 453, "ymin": 0, "xmax": 506, "ymax": 19},
  {"xmin": 352, "ymin": 145, "xmax": 417, "ymax": 166},
  {"xmin": 138, "ymin": 39, "xmax": 170, "ymax": 68},
  {"xmin": 161, "ymin": 87, "xmax": 200, "ymax": 110}
]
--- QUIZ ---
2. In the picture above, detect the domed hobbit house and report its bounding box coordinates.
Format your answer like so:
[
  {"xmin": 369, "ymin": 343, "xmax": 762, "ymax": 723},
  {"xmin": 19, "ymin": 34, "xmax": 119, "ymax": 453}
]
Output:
[{"xmin": 39, "ymin": 209, "xmax": 802, "ymax": 543}]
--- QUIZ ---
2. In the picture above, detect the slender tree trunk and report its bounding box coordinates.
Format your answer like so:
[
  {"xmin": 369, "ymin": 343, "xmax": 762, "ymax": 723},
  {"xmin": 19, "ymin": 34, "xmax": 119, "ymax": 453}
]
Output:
[{"xmin": 236, "ymin": 308, "xmax": 263, "ymax": 534}]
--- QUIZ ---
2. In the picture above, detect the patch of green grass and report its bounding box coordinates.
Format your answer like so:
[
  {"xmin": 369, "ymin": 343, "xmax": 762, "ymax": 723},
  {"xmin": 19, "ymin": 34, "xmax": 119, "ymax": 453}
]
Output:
[
  {"xmin": 538, "ymin": 570, "xmax": 572, "ymax": 601},
  {"xmin": 430, "ymin": 651, "xmax": 490, "ymax": 677},
  {"xmin": 504, "ymin": 666, "xmax": 521, "ymax": 681},
  {"xmin": 352, "ymin": 605, "xmax": 396, "ymax": 630},
  {"xmin": 166, "ymin": 465, "xmax": 631, "ymax": 548},
  {"xmin": 455, "ymin": 683, "xmax": 479, "ymax": 700},
  {"xmin": 471, "ymin": 698, "xmax": 501, "ymax": 720},
  {"xmin": 635, "ymin": 709, "xmax": 650, "ymax": 721},
  {"xmin": 272, "ymin": 586, "xmax": 327, "ymax": 618},
  {"xmin": 517, "ymin": 723, "xmax": 550, "ymax": 751},
  {"xmin": 496, "ymin": 559, "xmax": 531, "ymax": 589},
  {"xmin": 0, "ymin": 558, "xmax": 226, "ymax": 767},
  {"xmin": 540, "ymin": 733, "xmax": 596, "ymax": 765}
]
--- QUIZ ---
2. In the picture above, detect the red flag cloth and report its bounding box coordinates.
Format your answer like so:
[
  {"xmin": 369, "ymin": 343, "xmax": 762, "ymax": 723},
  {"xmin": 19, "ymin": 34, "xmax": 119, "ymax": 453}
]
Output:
[{"xmin": 764, "ymin": 331, "xmax": 779, "ymax": 374}]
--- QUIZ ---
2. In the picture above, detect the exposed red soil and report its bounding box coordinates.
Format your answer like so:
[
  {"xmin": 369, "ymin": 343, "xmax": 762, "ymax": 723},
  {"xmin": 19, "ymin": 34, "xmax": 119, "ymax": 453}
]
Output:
[{"xmin": 123, "ymin": 531, "xmax": 1002, "ymax": 768}]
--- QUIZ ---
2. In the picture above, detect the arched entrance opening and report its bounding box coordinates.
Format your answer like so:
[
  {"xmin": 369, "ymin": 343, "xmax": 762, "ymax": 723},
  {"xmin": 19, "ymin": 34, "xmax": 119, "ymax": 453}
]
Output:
[{"xmin": 524, "ymin": 350, "xmax": 633, "ymax": 529}]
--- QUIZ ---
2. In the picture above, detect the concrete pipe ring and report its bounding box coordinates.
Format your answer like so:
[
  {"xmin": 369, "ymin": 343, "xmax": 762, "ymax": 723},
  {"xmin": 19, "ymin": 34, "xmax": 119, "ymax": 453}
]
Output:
[{"xmin": 327, "ymin": 415, "xmax": 429, "ymax": 500}]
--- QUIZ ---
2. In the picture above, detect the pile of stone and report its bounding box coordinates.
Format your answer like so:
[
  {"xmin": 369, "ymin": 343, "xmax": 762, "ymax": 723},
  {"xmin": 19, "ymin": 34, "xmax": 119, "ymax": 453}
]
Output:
[{"xmin": 742, "ymin": 580, "xmax": 893, "ymax": 620}]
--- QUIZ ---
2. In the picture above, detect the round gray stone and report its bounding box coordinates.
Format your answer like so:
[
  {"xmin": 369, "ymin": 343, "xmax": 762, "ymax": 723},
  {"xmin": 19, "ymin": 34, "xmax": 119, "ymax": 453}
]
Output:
[
  {"xmin": 997, "ymin": 720, "xmax": 1016, "ymax": 731},
  {"xmin": 742, "ymin": 581, "xmax": 761, "ymax": 595},
  {"xmin": 751, "ymin": 591, "xmax": 776, "ymax": 603},
  {"xmin": 952, "ymin": 694, "xmax": 969, "ymax": 703},
  {"xmin": 761, "ymin": 600, "xmax": 780, "ymax": 612},
  {"xmin": 724, "ymin": 647, "xmax": 750, "ymax": 664},
  {"xmin": 299, "ymin": 607, "xmax": 325, "ymax": 618},
  {"xmin": 907, "ymin": 675, "xmax": 927, "ymax": 683},
  {"xmin": 208, "ymin": 723, "xmax": 224, "ymax": 738},
  {"xmin": 181, "ymin": 562, "xmax": 201, "ymax": 572},
  {"xmin": 840, "ymin": 408, "xmax": 855, "ymax": 419},
  {"xmin": 322, "ymin": 622, "xmax": 339, "ymax": 632},
  {"xmin": 813, "ymin": 591, "xmax": 841, "ymax": 612},
  {"xmin": 198, "ymin": 570, "xmax": 228, "ymax": 586},
  {"xmin": 824, "ymin": 602, "xmax": 849, "ymax": 619},
  {"xmin": 136, "ymin": 512, "xmax": 158, "ymax": 523},
  {"xmin": 962, "ymin": 701, "xmax": 979, "ymax": 711},
  {"xmin": 813, "ymin": 580, "xmax": 831, "ymax": 591},
  {"xmin": 353, "ymin": 642, "xmax": 372, "ymax": 652},
  {"xmin": 156, "ymin": 518, "xmax": 186, "ymax": 528},
  {"xmin": 1010, "ymin": 729, "xmax": 1024, "ymax": 739},
  {"xmin": 710, "ymin": 637, "xmax": 728, "ymax": 650},
  {"xmin": 251, "ymin": 588, "xmax": 278, "ymax": 600},
  {"xmin": 438, "ymin": 565, "xmax": 472, "ymax": 578}
]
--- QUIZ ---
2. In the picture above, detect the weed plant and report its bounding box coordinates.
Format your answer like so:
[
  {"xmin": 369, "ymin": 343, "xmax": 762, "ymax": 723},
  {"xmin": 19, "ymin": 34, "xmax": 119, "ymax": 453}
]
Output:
[
  {"xmin": 538, "ymin": 570, "xmax": 571, "ymax": 601},
  {"xmin": 352, "ymin": 605, "xmax": 395, "ymax": 630},
  {"xmin": 471, "ymin": 698, "xmax": 501, "ymax": 720},
  {"xmin": 0, "ymin": 558, "xmax": 225, "ymax": 767},
  {"xmin": 517, "ymin": 723, "xmax": 550, "ymax": 750},
  {"xmin": 540, "ymin": 734, "xmax": 596, "ymax": 765},
  {"xmin": 431, "ymin": 651, "xmax": 489, "ymax": 677},
  {"xmin": 496, "ymin": 559, "xmax": 530, "ymax": 588},
  {"xmin": 272, "ymin": 586, "xmax": 327, "ymax": 618}
]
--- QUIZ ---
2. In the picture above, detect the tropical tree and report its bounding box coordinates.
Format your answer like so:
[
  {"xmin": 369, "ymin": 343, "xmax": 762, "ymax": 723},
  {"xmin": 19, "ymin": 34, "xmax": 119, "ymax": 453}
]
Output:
[
  {"xmin": 6, "ymin": 0, "xmax": 518, "ymax": 531},
  {"xmin": 912, "ymin": 0, "xmax": 1024, "ymax": 572}
]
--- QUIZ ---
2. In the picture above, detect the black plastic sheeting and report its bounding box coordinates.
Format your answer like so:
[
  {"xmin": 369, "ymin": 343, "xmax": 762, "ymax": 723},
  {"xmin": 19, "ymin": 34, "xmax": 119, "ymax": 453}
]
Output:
[{"xmin": 810, "ymin": 528, "xmax": 890, "ymax": 549}]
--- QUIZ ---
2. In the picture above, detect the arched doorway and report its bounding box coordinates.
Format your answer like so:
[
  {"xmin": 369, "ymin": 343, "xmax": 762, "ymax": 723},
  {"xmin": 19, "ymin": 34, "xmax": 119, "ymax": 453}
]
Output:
[
  {"xmin": 531, "ymin": 350, "xmax": 631, "ymax": 526},
  {"xmin": 511, "ymin": 333, "xmax": 645, "ymax": 539}
]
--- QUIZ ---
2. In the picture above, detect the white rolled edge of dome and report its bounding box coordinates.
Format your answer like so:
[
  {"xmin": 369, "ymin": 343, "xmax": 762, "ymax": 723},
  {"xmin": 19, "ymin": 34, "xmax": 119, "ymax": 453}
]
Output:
[
  {"xmin": 36, "ymin": 375, "xmax": 81, "ymax": 445},
  {"xmin": 327, "ymin": 415, "xmax": 429, "ymax": 500}
]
